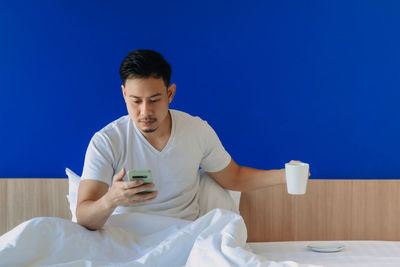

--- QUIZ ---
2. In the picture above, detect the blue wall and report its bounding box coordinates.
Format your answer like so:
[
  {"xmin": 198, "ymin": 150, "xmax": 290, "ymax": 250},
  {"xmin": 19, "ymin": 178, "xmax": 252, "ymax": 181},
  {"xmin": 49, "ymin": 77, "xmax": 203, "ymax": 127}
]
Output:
[{"xmin": 1, "ymin": 1, "xmax": 400, "ymax": 178}]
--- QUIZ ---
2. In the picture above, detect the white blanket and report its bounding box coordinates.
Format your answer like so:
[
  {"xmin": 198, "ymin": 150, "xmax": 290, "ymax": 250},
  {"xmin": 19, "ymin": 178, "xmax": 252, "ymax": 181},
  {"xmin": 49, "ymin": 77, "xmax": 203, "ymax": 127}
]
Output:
[{"xmin": 0, "ymin": 209, "xmax": 317, "ymax": 267}]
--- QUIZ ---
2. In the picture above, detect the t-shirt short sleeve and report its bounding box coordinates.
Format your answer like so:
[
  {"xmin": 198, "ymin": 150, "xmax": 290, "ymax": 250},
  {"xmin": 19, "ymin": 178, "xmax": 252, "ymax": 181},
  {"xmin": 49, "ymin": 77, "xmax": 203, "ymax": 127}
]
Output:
[
  {"xmin": 199, "ymin": 121, "xmax": 231, "ymax": 172},
  {"xmin": 81, "ymin": 132, "xmax": 115, "ymax": 186}
]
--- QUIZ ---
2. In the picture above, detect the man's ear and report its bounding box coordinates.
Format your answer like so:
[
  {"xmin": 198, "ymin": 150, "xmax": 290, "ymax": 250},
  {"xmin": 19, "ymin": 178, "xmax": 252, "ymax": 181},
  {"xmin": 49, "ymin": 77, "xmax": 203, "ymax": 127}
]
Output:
[
  {"xmin": 167, "ymin": 83, "xmax": 176, "ymax": 104},
  {"xmin": 121, "ymin": 85, "xmax": 126, "ymax": 100}
]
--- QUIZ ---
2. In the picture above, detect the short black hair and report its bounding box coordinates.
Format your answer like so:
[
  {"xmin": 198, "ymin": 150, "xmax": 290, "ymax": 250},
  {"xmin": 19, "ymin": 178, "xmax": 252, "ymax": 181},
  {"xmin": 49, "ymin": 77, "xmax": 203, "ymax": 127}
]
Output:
[{"xmin": 119, "ymin": 49, "xmax": 172, "ymax": 87}]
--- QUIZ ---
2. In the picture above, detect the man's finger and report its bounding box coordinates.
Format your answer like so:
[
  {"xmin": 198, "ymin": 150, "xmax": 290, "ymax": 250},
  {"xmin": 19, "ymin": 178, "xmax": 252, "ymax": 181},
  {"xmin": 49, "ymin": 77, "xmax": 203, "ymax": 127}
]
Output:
[
  {"xmin": 113, "ymin": 168, "xmax": 126, "ymax": 182},
  {"xmin": 132, "ymin": 190, "xmax": 158, "ymax": 202},
  {"xmin": 134, "ymin": 183, "xmax": 156, "ymax": 193},
  {"xmin": 124, "ymin": 179, "xmax": 144, "ymax": 189}
]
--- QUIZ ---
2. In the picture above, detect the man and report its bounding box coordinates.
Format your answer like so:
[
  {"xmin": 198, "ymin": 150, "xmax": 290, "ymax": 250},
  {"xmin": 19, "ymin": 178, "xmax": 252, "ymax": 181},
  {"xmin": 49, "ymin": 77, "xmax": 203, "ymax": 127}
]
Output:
[{"xmin": 77, "ymin": 49, "xmax": 306, "ymax": 230}]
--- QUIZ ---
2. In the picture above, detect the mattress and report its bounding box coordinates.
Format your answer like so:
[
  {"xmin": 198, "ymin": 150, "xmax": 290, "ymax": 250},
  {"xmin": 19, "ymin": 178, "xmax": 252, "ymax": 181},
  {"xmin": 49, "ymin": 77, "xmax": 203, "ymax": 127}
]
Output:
[{"xmin": 247, "ymin": 241, "xmax": 400, "ymax": 267}]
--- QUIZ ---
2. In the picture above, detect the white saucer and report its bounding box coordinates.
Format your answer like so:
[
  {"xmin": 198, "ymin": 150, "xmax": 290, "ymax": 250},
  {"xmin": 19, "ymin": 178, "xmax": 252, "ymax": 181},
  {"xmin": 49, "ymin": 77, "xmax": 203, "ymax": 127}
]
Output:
[{"xmin": 307, "ymin": 243, "xmax": 345, "ymax": 253}]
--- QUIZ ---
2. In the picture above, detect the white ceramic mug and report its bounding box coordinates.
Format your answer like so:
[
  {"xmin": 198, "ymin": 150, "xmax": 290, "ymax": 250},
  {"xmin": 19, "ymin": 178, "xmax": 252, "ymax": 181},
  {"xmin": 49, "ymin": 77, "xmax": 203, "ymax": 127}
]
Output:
[{"xmin": 285, "ymin": 162, "xmax": 309, "ymax": 195}]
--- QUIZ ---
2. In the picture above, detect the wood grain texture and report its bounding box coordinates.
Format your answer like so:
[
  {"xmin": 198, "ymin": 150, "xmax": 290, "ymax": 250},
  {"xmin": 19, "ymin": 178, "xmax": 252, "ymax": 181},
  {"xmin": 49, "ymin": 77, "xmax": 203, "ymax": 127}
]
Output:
[
  {"xmin": 0, "ymin": 179, "xmax": 70, "ymax": 236},
  {"xmin": 0, "ymin": 180, "xmax": 7, "ymax": 237},
  {"xmin": 240, "ymin": 179, "xmax": 400, "ymax": 242}
]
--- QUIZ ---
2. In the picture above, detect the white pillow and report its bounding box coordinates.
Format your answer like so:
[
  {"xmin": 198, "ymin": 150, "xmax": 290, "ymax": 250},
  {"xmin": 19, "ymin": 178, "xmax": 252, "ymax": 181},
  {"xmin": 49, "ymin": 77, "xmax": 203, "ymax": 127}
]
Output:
[
  {"xmin": 65, "ymin": 168, "xmax": 241, "ymax": 222},
  {"xmin": 198, "ymin": 170, "xmax": 241, "ymax": 216},
  {"xmin": 65, "ymin": 168, "xmax": 80, "ymax": 222}
]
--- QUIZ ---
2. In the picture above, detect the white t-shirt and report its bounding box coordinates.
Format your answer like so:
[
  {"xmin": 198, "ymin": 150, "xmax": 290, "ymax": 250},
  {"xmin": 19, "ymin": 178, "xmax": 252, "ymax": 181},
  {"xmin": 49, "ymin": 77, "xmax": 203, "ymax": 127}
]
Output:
[{"xmin": 81, "ymin": 109, "xmax": 231, "ymax": 220}]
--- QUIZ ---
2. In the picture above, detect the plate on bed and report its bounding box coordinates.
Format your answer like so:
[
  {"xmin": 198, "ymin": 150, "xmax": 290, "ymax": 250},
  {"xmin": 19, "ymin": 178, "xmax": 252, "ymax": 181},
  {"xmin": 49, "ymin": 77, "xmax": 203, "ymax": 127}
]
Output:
[{"xmin": 307, "ymin": 243, "xmax": 345, "ymax": 253}]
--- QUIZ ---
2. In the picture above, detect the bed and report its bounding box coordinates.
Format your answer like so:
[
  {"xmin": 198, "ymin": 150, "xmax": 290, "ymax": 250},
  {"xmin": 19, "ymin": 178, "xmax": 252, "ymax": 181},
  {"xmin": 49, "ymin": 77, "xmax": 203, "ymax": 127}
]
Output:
[{"xmin": 1, "ymin": 177, "xmax": 400, "ymax": 266}]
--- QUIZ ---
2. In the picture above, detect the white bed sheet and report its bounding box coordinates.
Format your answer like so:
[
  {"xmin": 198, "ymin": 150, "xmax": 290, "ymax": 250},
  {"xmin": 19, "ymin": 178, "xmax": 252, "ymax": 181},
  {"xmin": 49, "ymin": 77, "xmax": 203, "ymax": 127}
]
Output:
[
  {"xmin": 0, "ymin": 209, "xmax": 316, "ymax": 267},
  {"xmin": 247, "ymin": 241, "xmax": 400, "ymax": 267},
  {"xmin": 3, "ymin": 206, "xmax": 400, "ymax": 267}
]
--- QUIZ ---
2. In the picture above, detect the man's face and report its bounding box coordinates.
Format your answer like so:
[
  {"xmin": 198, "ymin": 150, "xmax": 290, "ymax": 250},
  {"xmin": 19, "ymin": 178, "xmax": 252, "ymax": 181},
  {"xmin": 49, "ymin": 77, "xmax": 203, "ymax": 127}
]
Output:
[{"xmin": 122, "ymin": 77, "xmax": 175, "ymax": 135}]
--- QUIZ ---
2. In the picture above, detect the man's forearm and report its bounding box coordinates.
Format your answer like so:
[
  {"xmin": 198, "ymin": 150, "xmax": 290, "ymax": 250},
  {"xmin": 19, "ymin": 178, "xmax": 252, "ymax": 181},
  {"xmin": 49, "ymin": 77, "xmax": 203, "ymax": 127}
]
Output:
[
  {"xmin": 232, "ymin": 166, "xmax": 285, "ymax": 192},
  {"xmin": 76, "ymin": 194, "xmax": 116, "ymax": 231}
]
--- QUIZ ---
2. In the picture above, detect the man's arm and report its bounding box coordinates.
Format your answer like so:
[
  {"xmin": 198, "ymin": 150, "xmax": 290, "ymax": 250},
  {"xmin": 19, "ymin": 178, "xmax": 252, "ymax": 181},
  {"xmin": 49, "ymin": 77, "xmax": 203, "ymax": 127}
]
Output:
[
  {"xmin": 76, "ymin": 168, "xmax": 158, "ymax": 230},
  {"xmin": 76, "ymin": 179, "xmax": 115, "ymax": 230},
  {"xmin": 206, "ymin": 159, "xmax": 302, "ymax": 192}
]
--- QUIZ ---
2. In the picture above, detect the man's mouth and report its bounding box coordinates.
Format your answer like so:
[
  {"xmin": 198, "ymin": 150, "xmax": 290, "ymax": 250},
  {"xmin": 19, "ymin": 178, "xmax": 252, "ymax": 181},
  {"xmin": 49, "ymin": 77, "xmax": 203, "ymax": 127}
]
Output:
[{"xmin": 140, "ymin": 119, "xmax": 156, "ymax": 126}]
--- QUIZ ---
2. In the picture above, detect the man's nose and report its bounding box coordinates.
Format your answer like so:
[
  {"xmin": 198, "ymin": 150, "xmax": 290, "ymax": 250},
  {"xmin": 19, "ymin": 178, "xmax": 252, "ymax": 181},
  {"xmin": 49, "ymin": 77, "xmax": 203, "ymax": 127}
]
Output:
[{"xmin": 140, "ymin": 101, "xmax": 152, "ymax": 116}]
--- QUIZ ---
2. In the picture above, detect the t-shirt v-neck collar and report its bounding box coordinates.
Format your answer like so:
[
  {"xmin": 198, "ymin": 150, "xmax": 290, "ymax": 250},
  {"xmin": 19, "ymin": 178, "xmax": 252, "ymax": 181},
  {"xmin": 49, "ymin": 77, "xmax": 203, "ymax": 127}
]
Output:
[{"xmin": 132, "ymin": 110, "xmax": 175, "ymax": 155}]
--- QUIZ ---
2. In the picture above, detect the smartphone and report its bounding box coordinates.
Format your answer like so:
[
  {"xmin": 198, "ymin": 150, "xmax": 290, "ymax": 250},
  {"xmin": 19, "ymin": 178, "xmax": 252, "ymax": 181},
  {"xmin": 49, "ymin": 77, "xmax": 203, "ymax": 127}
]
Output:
[{"xmin": 127, "ymin": 169, "xmax": 154, "ymax": 193}]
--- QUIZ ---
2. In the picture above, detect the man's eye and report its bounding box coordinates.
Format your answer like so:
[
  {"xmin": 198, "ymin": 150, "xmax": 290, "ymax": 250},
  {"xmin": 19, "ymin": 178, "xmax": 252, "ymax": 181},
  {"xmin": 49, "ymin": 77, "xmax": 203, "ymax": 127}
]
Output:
[
  {"xmin": 150, "ymin": 99, "xmax": 160, "ymax": 103},
  {"xmin": 133, "ymin": 101, "xmax": 141, "ymax": 104}
]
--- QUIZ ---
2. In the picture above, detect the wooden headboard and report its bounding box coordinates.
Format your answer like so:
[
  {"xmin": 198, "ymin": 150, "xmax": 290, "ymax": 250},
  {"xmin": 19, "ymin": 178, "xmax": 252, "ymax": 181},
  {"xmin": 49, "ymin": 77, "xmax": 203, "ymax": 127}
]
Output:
[
  {"xmin": 0, "ymin": 179, "xmax": 70, "ymax": 235},
  {"xmin": 1, "ymin": 179, "xmax": 399, "ymax": 241},
  {"xmin": 241, "ymin": 179, "xmax": 400, "ymax": 241}
]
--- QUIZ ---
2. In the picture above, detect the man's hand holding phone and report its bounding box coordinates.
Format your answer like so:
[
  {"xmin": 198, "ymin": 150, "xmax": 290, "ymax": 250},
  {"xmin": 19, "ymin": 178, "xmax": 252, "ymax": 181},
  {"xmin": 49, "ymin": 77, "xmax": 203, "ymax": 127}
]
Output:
[{"xmin": 105, "ymin": 168, "xmax": 158, "ymax": 209}]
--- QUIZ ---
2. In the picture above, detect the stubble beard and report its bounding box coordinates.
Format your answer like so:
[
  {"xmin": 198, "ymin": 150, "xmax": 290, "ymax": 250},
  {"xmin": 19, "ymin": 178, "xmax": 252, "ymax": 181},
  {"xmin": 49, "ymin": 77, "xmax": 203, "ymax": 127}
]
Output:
[{"xmin": 142, "ymin": 128, "xmax": 158, "ymax": 133}]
